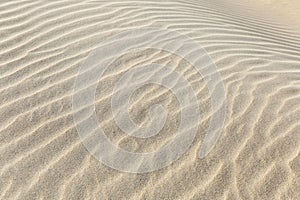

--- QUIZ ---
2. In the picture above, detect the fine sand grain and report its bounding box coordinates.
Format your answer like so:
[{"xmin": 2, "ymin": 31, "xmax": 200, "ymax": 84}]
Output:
[{"xmin": 0, "ymin": 0, "xmax": 299, "ymax": 199}]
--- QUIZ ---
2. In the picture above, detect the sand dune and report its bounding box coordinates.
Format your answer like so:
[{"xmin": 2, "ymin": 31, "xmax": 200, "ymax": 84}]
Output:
[{"xmin": 0, "ymin": 0, "xmax": 299, "ymax": 199}]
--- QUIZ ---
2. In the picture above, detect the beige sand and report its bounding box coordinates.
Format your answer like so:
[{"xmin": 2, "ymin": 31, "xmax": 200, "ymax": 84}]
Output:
[{"xmin": 0, "ymin": 0, "xmax": 299, "ymax": 199}]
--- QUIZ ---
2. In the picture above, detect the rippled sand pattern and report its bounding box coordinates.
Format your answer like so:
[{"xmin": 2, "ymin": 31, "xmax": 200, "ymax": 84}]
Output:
[{"xmin": 0, "ymin": 0, "xmax": 299, "ymax": 199}]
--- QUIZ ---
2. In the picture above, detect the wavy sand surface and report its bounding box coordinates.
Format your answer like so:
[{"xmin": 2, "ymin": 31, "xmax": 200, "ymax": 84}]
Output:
[{"xmin": 0, "ymin": 0, "xmax": 299, "ymax": 199}]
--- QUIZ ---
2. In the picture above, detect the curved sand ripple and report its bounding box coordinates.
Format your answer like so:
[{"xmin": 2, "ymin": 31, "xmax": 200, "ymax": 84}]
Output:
[{"xmin": 0, "ymin": 0, "xmax": 299, "ymax": 199}]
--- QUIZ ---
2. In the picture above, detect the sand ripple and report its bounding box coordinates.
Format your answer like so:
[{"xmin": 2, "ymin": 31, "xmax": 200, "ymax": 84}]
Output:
[{"xmin": 0, "ymin": 0, "xmax": 299, "ymax": 199}]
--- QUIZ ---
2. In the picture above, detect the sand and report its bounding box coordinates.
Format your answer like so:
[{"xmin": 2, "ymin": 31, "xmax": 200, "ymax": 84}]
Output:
[{"xmin": 0, "ymin": 0, "xmax": 299, "ymax": 199}]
